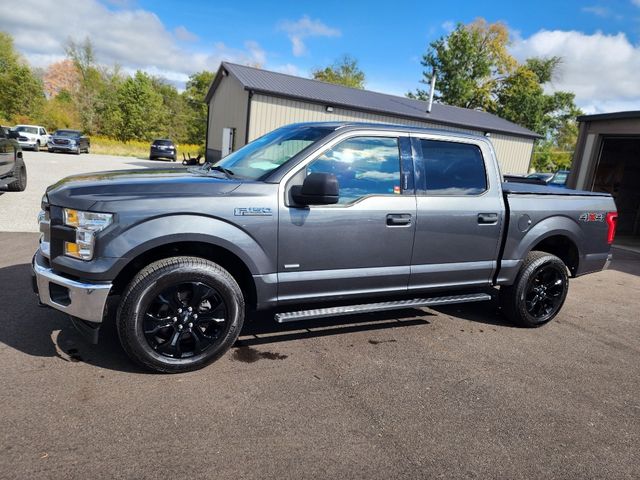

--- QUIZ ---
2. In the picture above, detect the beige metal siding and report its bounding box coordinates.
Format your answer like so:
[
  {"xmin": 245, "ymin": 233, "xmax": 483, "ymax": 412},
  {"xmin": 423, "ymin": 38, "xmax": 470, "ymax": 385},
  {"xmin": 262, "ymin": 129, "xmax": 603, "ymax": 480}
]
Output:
[
  {"xmin": 207, "ymin": 75, "xmax": 248, "ymax": 153},
  {"xmin": 247, "ymin": 94, "xmax": 534, "ymax": 174},
  {"xmin": 489, "ymin": 133, "xmax": 534, "ymax": 175}
]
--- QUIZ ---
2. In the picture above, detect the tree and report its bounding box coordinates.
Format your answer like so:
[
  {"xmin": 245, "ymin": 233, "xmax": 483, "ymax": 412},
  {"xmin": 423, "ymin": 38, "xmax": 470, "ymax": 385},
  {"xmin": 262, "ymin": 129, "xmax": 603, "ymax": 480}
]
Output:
[
  {"xmin": 0, "ymin": 31, "xmax": 45, "ymax": 122},
  {"xmin": 182, "ymin": 70, "xmax": 215, "ymax": 145},
  {"xmin": 412, "ymin": 19, "xmax": 581, "ymax": 171},
  {"xmin": 43, "ymin": 59, "xmax": 80, "ymax": 98},
  {"xmin": 312, "ymin": 55, "xmax": 365, "ymax": 89},
  {"xmin": 65, "ymin": 38, "xmax": 105, "ymax": 133},
  {"xmin": 114, "ymin": 71, "xmax": 165, "ymax": 142},
  {"xmin": 411, "ymin": 19, "xmax": 515, "ymax": 110}
]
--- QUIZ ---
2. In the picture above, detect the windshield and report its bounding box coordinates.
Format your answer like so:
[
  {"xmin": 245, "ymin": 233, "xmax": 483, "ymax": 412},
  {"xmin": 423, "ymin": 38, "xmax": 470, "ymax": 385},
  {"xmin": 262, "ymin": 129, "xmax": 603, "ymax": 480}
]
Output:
[
  {"xmin": 16, "ymin": 126, "xmax": 38, "ymax": 134},
  {"xmin": 213, "ymin": 125, "xmax": 336, "ymax": 180},
  {"xmin": 54, "ymin": 130, "xmax": 81, "ymax": 137},
  {"xmin": 153, "ymin": 140, "xmax": 173, "ymax": 146},
  {"xmin": 551, "ymin": 171, "xmax": 568, "ymax": 185}
]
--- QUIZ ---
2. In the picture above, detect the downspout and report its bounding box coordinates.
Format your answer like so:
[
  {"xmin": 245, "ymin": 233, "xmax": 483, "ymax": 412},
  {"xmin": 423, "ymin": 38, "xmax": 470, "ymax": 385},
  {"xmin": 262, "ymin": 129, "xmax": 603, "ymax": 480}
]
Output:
[
  {"xmin": 245, "ymin": 90, "xmax": 253, "ymax": 145},
  {"xmin": 204, "ymin": 103, "xmax": 210, "ymax": 161}
]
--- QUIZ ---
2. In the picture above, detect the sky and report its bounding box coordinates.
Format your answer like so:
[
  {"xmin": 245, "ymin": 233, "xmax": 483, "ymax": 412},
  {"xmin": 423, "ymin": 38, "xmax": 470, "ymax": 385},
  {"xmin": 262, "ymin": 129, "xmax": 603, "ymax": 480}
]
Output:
[{"xmin": 2, "ymin": 0, "xmax": 640, "ymax": 113}]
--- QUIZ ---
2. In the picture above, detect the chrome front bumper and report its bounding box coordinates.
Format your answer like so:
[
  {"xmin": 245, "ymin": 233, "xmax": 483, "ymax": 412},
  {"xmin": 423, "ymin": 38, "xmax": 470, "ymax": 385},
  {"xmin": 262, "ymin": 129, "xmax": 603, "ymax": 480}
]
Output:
[
  {"xmin": 47, "ymin": 143, "xmax": 78, "ymax": 152},
  {"xmin": 32, "ymin": 252, "xmax": 112, "ymax": 323}
]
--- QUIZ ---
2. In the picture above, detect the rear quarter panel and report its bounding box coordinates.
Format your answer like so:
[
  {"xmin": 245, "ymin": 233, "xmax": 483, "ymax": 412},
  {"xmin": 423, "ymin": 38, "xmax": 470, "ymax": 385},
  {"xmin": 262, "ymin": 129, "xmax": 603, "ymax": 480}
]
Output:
[{"xmin": 498, "ymin": 194, "xmax": 617, "ymax": 284}]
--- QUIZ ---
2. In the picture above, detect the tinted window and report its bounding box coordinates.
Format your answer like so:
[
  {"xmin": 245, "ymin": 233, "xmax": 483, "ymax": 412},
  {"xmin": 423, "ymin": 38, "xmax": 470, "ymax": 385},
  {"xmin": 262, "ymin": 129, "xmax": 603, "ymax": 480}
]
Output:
[
  {"xmin": 153, "ymin": 140, "xmax": 174, "ymax": 146},
  {"xmin": 420, "ymin": 139, "xmax": 487, "ymax": 195},
  {"xmin": 308, "ymin": 136, "xmax": 401, "ymax": 204},
  {"xmin": 54, "ymin": 130, "xmax": 81, "ymax": 137}
]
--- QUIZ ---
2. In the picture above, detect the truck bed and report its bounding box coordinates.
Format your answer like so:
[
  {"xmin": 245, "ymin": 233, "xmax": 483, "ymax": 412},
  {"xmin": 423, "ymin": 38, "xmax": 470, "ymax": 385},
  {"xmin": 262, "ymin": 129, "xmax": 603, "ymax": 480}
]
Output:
[{"xmin": 502, "ymin": 182, "xmax": 610, "ymax": 197}]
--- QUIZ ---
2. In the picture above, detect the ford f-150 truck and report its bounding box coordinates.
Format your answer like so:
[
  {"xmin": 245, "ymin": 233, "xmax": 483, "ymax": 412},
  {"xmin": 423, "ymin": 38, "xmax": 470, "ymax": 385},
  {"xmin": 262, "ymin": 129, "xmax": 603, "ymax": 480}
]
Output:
[{"xmin": 32, "ymin": 123, "xmax": 618, "ymax": 373}]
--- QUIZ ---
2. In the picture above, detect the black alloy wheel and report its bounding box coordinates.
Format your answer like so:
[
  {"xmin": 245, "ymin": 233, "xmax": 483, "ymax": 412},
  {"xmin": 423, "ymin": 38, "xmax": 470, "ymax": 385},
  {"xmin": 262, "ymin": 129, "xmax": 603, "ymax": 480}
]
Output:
[
  {"xmin": 117, "ymin": 256, "xmax": 244, "ymax": 373},
  {"xmin": 143, "ymin": 281, "xmax": 229, "ymax": 359},
  {"xmin": 524, "ymin": 263, "xmax": 566, "ymax": 322},
  {"xmin": 500, "ymin": 251, "xmax": 569, "ymax": 327}
]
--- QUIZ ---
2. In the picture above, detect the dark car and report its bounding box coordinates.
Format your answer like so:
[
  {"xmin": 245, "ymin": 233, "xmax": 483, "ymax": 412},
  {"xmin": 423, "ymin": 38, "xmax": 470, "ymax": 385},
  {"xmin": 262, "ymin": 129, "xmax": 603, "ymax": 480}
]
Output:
[
  {"xmin": 549, "ymin": 170, "xmax": 570, "ymax": 188},
  {"xmin": 47, "ymin": 129, "xmax": 90, "ymax": 155},
  {"xmin": 526, "ymin": 172, "xmax": 555, "ymax": 184},
  {"xmin": 150, "ymin": 139, "xmax": 177, "ymax": 161},
  {"xmin": 0, "ymin": 126, "xmax": 27, "ymax": 191}
]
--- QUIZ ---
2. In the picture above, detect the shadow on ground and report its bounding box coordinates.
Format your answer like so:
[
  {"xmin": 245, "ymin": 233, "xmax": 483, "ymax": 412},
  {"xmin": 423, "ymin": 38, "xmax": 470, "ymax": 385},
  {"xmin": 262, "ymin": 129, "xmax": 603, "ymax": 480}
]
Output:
[{"xmin": 1, "ymin": 262, "xmax": 441, "ymax": 373}]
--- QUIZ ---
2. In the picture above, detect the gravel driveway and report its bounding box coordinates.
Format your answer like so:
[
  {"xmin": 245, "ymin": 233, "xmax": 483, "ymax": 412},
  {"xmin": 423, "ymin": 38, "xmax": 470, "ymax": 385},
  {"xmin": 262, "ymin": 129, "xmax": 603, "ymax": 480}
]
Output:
[{"xmin": 0, "ymin": 150, "xmax": 183, "ymax": 232}]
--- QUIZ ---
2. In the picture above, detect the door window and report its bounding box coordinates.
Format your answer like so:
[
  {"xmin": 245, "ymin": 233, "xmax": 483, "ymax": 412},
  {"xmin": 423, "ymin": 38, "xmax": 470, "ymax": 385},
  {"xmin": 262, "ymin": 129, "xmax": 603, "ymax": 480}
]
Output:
[
  {"xmin": 420, "ymin": 139, "xmax": 487, "ymax": 195},
  {"xmin": 307, "ymin": 136, "xmax": 402, "ymax": 204}
]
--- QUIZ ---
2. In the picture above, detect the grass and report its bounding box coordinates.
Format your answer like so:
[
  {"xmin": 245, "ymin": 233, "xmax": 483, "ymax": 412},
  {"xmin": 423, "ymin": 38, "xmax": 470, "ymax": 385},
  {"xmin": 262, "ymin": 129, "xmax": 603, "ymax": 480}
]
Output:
[{"xmin": 90, "ymin": 136, "xmax": 202, "ymax": 159}]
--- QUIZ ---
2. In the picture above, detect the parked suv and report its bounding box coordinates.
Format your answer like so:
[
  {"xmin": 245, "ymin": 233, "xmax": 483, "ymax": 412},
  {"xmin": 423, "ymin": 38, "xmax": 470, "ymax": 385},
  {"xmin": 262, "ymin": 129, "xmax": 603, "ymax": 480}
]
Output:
[
  {"xmin": 47, "ymin": 129, "xmax": 90, "ymax": 154},
  {"xmin": 14, "ymin": 125, "xmax": 49, "ymax": 151},
  {"xmin": 150, "ymin": 139, "xmax": 177, "ymax": 161},
  {"xmin": 0, "ymin": 126, "xmax": 27, "ymax": 191}
]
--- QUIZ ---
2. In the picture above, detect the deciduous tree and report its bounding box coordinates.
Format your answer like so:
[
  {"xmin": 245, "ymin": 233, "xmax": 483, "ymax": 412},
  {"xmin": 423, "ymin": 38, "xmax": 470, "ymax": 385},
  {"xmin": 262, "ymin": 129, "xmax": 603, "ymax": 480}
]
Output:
[{"xmin": 312, "ymin": 55, "xmax": 366, "ymax": 89}]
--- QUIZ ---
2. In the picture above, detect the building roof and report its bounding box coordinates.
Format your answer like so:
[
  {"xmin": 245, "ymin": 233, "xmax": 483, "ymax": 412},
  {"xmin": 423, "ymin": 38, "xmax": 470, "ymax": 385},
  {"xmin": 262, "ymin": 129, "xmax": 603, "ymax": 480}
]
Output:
[
  {"xmin": 205, "ymin": 62, "xmax": 541, "ymax": 140},
  {"xmin": 577, "ymin": 111, "xmax": 640, "ymax": 122}
]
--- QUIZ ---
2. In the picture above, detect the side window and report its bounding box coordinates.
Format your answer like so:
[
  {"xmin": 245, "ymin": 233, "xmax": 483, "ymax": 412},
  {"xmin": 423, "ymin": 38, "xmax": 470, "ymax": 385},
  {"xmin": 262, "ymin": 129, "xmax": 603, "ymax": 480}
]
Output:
[
  {"xmin": 307, "ymin": 136, "xmax": 401, "ymax": 204},
  {"xmin": 40, "ymin": 128, "xmax": 46, "ymax": 135},
  {"xmin": 420, "ymin": 139, "xmax": 487, "ymax": 195}
]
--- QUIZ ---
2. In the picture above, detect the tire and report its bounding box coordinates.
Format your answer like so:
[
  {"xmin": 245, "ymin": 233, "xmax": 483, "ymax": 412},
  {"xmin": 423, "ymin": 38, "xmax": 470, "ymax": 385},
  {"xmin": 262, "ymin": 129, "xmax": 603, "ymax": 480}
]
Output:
[
  {"xmin": 172, "ymin": 155, "xmax": 176, "ymax": 162},
  {"xmin": 117, "ymin": 256, "xmax": 245, "ymax": 373},
  {"xmin": 500, "ymin": 251, "xmax": 569, "ymax": 327},
  {"xmin": 35, "ymin": 140, "xmax": 40, "ymax": 151},
  {"xmin": 149, "ymin": 155, "xmax": 156, "ymax": 160},
  {"xmin": 7, "ymin": 163, "xmax": 27, "ymax": 192}
]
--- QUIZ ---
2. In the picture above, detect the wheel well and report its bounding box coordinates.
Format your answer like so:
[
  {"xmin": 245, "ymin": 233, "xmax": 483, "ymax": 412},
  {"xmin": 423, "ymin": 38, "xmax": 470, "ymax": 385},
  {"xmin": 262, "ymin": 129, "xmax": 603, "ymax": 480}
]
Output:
[
  {"xmin": 531, "ymin": 235, "xmax": 579, "ymax": 275},
  {"xmin": 111, "ymin": 241, "xmax": 257, "ymax": 308}
]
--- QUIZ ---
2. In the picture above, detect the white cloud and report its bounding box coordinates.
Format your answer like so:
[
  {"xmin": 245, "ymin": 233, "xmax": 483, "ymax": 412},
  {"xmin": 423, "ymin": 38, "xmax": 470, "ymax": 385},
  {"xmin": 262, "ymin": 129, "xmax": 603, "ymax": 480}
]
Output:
[
  {"xmin": 0, "ymin": 0, "xmax": 265, "ymax": 87},
  {"xmin": 511, "ymin": 30, "xmax": 640, "ymax": 113},
  {"xmin": 441, "ymin": 20, "xmax": 455, "ymax": 33},
  {"xmin": 632, "ymin": 0, "xmax": 640, "ymax": 7},
  {"xmin": 278, "ymin": 15, "xmax": 341, "ymax": 56},
  {"xmin": 174, "ymin": 26, "xmax": 198, "ymax": 42}
]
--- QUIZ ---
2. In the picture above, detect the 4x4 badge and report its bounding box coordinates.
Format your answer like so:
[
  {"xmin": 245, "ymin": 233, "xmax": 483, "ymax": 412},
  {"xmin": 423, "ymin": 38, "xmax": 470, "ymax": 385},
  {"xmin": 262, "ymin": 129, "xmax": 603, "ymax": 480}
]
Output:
[{"xmin": 579, "ymin": 212, "xmax": 604, "ymax": 222}]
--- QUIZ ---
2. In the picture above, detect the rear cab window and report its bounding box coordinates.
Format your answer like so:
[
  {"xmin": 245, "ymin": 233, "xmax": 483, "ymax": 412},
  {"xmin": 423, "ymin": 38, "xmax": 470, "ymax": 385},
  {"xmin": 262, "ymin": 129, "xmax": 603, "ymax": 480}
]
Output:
[{"xmin": 418, "ymin": 139, "xmax": 487, "ymax": 195}]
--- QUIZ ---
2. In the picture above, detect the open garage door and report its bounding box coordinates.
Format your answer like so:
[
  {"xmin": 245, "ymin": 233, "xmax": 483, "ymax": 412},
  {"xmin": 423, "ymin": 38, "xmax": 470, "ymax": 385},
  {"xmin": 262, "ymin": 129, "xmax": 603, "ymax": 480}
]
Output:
[{"xmin": 592, "ymin": 137, "xmax": 640, "ymax": 241}]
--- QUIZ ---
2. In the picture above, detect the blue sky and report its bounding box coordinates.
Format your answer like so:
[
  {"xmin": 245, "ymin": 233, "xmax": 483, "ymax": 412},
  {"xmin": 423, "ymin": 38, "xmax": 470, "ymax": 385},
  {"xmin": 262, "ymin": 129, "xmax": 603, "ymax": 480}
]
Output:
[{"xmin": 2, "ymin": 0, "xmax": 640, "ymax": 113}]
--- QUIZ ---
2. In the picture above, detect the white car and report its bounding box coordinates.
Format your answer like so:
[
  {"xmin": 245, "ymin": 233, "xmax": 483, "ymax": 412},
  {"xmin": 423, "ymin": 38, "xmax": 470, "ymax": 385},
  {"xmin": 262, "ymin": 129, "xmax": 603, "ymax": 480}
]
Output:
[{"xmin": 14, "ymin": 125, "xmax": 50, "ymax": 151}]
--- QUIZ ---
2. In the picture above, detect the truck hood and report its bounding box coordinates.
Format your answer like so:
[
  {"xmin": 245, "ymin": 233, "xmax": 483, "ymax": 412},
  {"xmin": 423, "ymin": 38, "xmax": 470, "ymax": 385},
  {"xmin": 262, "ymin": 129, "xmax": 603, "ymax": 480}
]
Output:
[{"xmin": 46, "ymin": 168, "xmax": 242, "ymax": 210}]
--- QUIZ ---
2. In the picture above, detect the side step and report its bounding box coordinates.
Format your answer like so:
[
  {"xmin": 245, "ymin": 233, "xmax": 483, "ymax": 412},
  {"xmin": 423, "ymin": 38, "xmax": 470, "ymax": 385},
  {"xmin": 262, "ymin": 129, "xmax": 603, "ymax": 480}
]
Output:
[{"xmin": 274, "ymin": 293, "xmax": 492, "ymax": 323}]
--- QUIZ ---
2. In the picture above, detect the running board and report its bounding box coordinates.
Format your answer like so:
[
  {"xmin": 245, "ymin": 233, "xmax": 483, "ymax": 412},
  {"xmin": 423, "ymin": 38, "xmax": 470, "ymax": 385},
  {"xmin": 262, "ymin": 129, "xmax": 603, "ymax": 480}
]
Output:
[{"xmin": 274, "ymin": 293, "xmax": 492, "ymax": 323}]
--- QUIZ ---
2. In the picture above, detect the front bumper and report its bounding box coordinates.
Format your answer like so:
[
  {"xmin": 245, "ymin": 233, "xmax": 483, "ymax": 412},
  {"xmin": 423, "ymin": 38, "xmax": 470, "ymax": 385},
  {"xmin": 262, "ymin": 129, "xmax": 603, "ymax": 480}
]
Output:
[
  {"xmin": 48, "ymin": 143, "xmax": 78, "ymax": 152},
  {"xmin": 32, "ymin": 251, "xmax": 112, "ymax": 323},
  {"xmin": 19, "ymin": 140, "xmax": 37, "ymax": 149}
]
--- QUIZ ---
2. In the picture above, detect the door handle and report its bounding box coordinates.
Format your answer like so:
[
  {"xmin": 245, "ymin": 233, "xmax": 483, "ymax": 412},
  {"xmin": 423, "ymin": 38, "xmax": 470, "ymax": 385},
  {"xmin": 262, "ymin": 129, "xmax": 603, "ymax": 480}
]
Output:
[
  {"xmin": 387, "ymin": 213, "xmax": 412, "ymax": 226},
  {"xmin": 478, "ymin": 213, "xmax": 499, "ymax": 225}
]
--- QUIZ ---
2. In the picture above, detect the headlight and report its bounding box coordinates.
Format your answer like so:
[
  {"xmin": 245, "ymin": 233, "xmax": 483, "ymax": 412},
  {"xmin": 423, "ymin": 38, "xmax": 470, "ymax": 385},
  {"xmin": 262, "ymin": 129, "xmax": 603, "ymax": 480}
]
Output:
[{"xmin": 63, "ymin": 209, "xmax": 113, "ymax": 260}]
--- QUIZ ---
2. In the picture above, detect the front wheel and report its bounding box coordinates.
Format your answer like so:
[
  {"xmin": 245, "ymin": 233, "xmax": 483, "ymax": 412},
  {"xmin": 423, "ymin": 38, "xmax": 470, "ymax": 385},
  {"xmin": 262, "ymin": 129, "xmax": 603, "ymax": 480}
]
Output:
[
  {"xmin": 7, "ymin": 163, "xmax": 27, "ymax": 191},
  {"xmin": 117, "ymin": 256, "xmax": 245, "ymax": 373},
  {"xmin": 500, "ymin": 251, "xmax": 569, "ymax": 327}
]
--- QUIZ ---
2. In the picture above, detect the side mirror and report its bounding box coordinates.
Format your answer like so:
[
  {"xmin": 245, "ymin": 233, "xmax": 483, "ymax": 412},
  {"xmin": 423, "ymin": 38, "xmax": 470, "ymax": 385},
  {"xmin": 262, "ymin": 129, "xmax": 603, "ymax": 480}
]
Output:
[
  {"xmin": 8, "ymin": 130, "xmax": 19, "ymax": 139},
  {"xmin": 291, "ymin": 172, "xmax": 339, "ymax": 206}
]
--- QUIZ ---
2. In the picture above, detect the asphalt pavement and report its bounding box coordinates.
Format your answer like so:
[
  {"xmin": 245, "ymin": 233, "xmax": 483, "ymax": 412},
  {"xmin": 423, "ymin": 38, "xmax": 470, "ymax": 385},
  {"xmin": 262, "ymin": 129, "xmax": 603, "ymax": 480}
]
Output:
[
  {"xmin": 0, "ymin": 231, "xmax": 638, "ymax": 479},
  {"xmin": 0, "ymin": 150, "xmax": 639, "ymax": 478}
]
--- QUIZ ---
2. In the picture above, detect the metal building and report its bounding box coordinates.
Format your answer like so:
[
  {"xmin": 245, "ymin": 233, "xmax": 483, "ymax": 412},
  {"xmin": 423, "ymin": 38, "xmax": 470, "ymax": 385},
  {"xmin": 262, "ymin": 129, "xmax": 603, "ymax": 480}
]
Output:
[
  {"xmin": 204, "ymin": 62, "xmax": 541, "ymax": 174},
  {"xmin": 568, "ymin": 111, "xmax": 640, "ymax": 244}
]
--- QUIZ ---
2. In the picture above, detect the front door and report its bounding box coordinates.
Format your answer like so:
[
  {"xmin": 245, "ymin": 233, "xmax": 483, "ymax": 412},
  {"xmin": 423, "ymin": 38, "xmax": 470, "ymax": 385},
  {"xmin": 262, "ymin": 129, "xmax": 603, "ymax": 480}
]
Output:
[
  {"xmin": 278, "ymin": 134, "xmax": 416, "ymax": 304},
  {"xmin": 409, "ymin": 136, "xmax": 505, "ymax": 291}
]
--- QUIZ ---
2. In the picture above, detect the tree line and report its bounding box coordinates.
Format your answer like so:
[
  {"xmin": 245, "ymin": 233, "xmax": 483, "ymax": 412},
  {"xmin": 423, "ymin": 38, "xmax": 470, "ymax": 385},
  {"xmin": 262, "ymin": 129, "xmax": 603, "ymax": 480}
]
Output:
[
  {"xmin": 0, "ymin": 33, "xmax": 212, "ymax": 146},
  {"xmin": 1, "ymin": 20, "xmax": 579, "ymax": 171}
]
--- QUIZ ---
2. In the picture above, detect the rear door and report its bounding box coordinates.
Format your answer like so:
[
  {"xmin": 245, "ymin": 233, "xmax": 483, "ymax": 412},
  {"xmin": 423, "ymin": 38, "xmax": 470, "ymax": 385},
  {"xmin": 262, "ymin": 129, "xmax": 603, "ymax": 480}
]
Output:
[
  {"xmin": 409, "ymin": 135, "xmax": 505, "ymax": 291},
  {"xmin": 277, "ymin": 132, "xmax": 417, "ymax": 304}
]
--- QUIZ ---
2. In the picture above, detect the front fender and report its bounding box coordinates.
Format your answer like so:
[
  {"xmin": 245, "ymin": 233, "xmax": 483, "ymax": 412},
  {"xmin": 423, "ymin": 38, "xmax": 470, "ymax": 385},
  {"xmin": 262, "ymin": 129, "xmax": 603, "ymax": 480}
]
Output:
[{"xmin": 51, "ymin": 214, "xmax": 276, "ymax": 281}]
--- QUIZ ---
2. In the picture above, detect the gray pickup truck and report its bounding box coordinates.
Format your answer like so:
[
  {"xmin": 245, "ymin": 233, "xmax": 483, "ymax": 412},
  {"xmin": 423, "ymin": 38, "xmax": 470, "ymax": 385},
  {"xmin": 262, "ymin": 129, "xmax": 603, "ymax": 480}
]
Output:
[{"xmin": 32, "ymin": 122, "xmax": 618, "ymax": 372}]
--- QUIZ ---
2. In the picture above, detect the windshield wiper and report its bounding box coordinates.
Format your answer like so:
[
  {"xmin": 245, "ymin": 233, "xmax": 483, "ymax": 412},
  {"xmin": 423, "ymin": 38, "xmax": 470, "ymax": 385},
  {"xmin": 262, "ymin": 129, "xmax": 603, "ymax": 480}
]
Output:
[{"xmin": 199, "ymin": 162, "xmax": 234, "ymax": 178}]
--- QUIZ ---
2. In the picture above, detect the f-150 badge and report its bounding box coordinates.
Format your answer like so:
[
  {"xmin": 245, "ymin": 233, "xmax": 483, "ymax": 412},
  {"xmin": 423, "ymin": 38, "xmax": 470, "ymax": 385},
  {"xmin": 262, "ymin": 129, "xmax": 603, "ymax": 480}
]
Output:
[
  {"xmin": 579, "ymin": 212, "xmax": 604, "ymax": 222},
  {"xmin": 234, "ymin": 207, "xmax": 273, "ymax": 216}
]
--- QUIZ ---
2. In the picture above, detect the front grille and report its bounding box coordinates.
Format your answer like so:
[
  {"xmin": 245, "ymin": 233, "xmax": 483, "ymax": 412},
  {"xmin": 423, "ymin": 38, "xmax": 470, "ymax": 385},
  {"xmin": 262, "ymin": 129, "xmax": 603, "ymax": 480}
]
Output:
[{"xmin": 53, "ymin": 138, "xmax": 70, "ymax": 145}]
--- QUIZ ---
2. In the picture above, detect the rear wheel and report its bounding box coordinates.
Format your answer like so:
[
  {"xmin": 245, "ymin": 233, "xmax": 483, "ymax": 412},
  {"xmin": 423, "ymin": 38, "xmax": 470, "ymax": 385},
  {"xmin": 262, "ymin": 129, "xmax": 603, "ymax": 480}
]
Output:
[
  {"xmin": 500, "ymin": 251, "xmax": 569, "ymax": 327},
  {"xmin": 7, "ymin": 163, "xmax": 27, "ymax": 192},
  {"xmin": 117, "ymin": 256, "xmax": 244, "ymax": 373}
]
